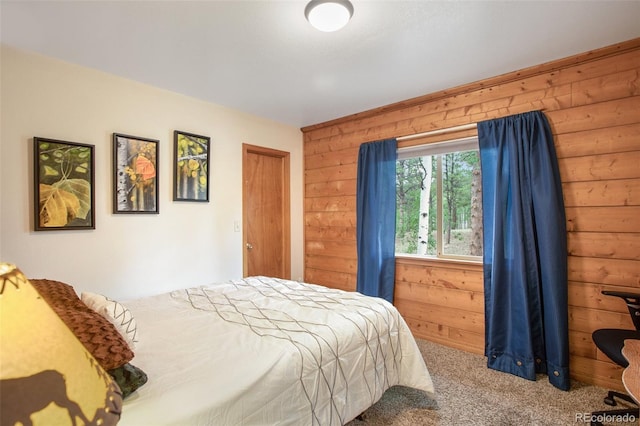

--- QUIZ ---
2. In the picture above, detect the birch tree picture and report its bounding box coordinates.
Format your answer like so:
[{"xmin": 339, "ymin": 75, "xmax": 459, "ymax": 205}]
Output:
[
  {"xmin": 173, "ymin": 131, "xmax": 210, "ymax": 202},
  {"xmin": 113, "ymin": 133, "xmax": 159, "ymax": 213},
  {"xmin": 34, "ymin": 137, "xmax": 95, "ymax": 230}
]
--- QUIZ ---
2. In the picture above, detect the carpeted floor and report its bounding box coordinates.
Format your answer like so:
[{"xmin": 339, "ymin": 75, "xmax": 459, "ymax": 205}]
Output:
[{"xmin": 346, "ymin": 339, "xmax": 638, "ymax": 425}]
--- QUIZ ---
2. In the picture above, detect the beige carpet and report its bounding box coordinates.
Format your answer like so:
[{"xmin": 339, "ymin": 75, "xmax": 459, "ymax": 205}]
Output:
[{"xmin": 346, "ymin": 339, "xmax": 637, "ymax": 425}]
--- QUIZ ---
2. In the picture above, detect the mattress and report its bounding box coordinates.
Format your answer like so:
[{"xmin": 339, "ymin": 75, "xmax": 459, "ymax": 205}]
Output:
[{"xmin": 119, "ymin": 276, "xmax": 434, "ymax": 425}]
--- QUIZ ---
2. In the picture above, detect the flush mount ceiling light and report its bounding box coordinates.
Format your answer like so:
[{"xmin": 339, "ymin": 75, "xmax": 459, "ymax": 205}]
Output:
[{"xmin": 305, "ymin": 0, "xmax": 354, "ymax": 32}]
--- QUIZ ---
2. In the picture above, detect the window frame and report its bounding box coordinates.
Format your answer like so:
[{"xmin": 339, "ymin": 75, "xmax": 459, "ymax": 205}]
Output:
[{"xmin": 396, "ymin": 136, "xmax": 482, "ymax": 263}]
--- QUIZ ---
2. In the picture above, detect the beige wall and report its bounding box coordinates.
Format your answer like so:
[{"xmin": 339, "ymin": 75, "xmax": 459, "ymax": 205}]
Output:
[{"xmin": 0, "ymin": 45, "xmax": 304, "ymax": 299}]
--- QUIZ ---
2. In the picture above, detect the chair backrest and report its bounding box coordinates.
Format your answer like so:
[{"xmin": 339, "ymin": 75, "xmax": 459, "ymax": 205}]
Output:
[{"xmin": 603, "ymin": 290, "xmax": 640, "ymax": 330}]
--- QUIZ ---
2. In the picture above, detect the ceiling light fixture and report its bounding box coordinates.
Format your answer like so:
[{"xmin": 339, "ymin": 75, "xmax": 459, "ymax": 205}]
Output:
[{"xmin": 305, "ymin": 0, "xmax": 354, "ymax": 32}]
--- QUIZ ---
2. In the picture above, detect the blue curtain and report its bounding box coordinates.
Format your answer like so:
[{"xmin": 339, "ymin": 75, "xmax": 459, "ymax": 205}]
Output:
[
  {"xmin": 478, "ymin": 111, "xmax": 569, "ymax": 391},
  {"xmin": 356, "ymin": 138, "xmax": 397, "ymax": 303}
]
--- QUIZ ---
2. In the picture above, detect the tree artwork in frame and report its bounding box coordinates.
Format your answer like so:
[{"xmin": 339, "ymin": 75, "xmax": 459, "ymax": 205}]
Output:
[
  {"xmin": 173, "ymin": 130, "xmax": 210, "ymax": 202},
  {"xmin": 113, "ymin": 133, "xmax": 159, "ymax": 214},
  {"xmin": 34, "ymin": 137, "xmax": 95, "ymax": 231}
]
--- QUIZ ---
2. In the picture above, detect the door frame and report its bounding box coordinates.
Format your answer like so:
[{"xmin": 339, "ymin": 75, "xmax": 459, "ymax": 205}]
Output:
[{"xmin": 242, "ymin": 143, "xmax": 291, "ymax": 278}]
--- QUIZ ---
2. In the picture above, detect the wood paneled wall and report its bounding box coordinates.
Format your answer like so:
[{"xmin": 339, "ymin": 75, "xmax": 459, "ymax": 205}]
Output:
[{"xmin": 302, "ymin": 38, "xmax": 640, "ymax": 390}]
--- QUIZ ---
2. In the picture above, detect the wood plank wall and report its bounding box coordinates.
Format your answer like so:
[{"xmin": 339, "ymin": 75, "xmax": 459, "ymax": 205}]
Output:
[{"xmin": 302, "ymin": 38, "xmax": 640, "ymax": 391}]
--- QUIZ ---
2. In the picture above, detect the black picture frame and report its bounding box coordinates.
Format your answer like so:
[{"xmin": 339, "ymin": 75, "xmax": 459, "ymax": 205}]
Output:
[
  {"xmin": 173, "ymin": 130, "xmax": 211, "ymax": 202},
  {"xmin": 113, "ymin": 133, "xmax": 159, "ymax": 214},
  {"xmin": 33, "ymin": 137, "xmax": 95, "ymax": 231}
]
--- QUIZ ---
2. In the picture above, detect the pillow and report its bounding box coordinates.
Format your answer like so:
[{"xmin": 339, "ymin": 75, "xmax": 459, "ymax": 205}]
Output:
[
  {"xmin": 108, "ymin": 363, "xmax": 148, "ymax": 399},
  {"xmin": 81, "ymin": 292, "xmax": 138, "ymax": 349},
  {"xmin": 30, "ymin": 279, "xmax": 134, "ymax": 371}
]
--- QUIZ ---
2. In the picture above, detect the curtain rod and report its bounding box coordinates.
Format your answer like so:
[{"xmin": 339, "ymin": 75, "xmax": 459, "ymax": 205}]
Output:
[{"xmin": 397, "ymin": 122, "xmax": 477, "ymax": 142}]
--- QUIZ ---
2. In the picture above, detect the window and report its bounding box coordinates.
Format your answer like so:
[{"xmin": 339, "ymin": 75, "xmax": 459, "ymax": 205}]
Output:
[{"xmin": 395, "ymin": 137, "xmax": 483, "ymax": 260}]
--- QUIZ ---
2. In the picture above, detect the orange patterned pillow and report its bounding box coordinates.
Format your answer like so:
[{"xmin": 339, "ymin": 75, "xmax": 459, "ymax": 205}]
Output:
[{"xmin": 30, "ymin": 279, "xmax": 134, "ymax": 370}]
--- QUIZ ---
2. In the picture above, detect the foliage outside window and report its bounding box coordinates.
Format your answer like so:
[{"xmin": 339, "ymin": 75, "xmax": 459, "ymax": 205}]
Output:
[{"xmin": 396, "ymin": 137, "xmax": 483, "ymax": 261}]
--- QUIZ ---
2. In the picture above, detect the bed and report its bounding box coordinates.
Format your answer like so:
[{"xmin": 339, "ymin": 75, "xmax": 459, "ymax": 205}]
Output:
[
  {"xmin": 31, "ymin": 275, "xmax": 434, "ymax": 425},
  {"xmin": 119, "ymin": 276, "xmax": 434, "ymax": 425}
]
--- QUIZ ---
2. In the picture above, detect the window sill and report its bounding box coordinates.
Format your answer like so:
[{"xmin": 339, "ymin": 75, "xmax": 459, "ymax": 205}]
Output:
[{"xmin": 395, "ymin": 254, "xmax": 483, "ymax": 270}]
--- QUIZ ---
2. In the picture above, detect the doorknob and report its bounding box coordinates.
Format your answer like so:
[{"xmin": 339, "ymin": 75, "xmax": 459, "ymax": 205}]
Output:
[{"xmin": 246, "ymin": 243, "xmax": 253, "ymax": 250}]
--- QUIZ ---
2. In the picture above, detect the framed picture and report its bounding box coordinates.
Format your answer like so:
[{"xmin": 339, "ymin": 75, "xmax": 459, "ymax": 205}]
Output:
[
  {"xmin": 113, "ymin": 133, "xmax": 159, "ymax": 214},
  {"xmin": 33, "ymin": 137, "xmax": 95, "ymax": 231},
  {"xmin": 173, "ymin": 130, "xmax": 211, "ymax": 202}
]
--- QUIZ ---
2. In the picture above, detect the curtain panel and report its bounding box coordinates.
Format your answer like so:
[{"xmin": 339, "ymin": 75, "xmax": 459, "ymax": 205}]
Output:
[
  {"xmin": 356, "ymin": 138, "xmax": 397, "ymax": 304},
  {"xmin": 478, "ymin": 111, "xmax": 570, "ymax": 391}
]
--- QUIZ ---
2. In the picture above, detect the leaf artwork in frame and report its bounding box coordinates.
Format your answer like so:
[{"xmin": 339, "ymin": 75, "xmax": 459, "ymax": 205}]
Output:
[
  {"xmin": 34, "ymin": 137, "xmax": 95, "ymax": 231},
  {"xmin": 173, "ymin": 130, "xmax": 210, "ymax": 202},
  {"xmin": 113, "ymin": 133, "xmax": 159, "ymax": 214}
]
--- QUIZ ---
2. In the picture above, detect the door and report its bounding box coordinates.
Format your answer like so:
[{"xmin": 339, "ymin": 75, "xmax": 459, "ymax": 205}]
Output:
[{"xmin": 242, "ymin": 144, "xmax": 290, "ymax": 278}]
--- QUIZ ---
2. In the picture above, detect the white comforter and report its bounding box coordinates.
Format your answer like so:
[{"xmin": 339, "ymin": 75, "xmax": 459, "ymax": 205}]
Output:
[{"xmin": 120, "ymin": 276, "xmax": 434, "ymax": 425}]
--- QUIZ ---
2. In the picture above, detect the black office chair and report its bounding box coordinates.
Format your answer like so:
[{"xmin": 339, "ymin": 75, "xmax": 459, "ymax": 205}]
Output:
[{"xmin": 590, "ymin": 290, "xmax": 640, "ymax": 426}]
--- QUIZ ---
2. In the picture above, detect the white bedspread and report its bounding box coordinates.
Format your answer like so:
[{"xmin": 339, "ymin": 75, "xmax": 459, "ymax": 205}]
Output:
[{"xmin": 119, "ymin": 276, "xmax": 434, "ymax": 425}]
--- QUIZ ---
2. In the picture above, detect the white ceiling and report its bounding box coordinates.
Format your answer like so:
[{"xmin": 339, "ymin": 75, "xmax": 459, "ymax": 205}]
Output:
[{"xmin": 2, "ymin": 1, "xmax": 639, "ymax": 128}]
